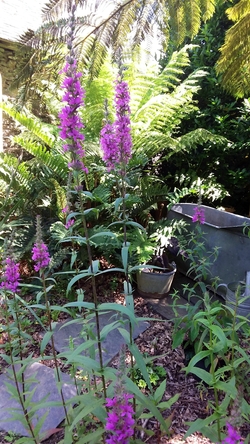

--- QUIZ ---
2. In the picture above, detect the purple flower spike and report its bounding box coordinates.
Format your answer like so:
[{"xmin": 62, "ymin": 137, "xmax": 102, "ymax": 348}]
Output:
[
  {"xmin": 222, "ymin": 422, "xmax": 243, "ymax": 444},
  {"xmin": 32, "ymin": 242, "xmax": 50, "ymax": 272},
  {"xmin": 105, "ymin": 393, "xmax": 135, "ymax": 443},
  {"xmin": 192, "ymin": 206, "xmax": 205, "ymax": 224},
  {"xmin": 58, "ymin": 6, "xmax": 88, "ymax": 174},
  {"xmin": 0, "ymin": 257, "xmax": 20, "ymax": 293},
  {"xmin": 101, "ymin": 76, "xmax": 132, "ymax": 172},
  {"xmin": 65, "ymin": 218, "xmax": 74, "ymax": 230}
]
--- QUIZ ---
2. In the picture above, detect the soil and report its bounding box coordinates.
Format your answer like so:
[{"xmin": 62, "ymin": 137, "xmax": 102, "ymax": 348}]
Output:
[{"xmin": 0, "ymin": 266, "xmax": 249, "ymax": 444}]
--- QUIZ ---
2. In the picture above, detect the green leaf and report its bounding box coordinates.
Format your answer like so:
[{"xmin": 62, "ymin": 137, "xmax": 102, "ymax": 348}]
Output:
[
  {"xmin": 70, "ymin": 397, "xmax": 104, "ymax": 428},
  {"xmin": 108, "ymin": 220, "xmax": 145, "ymax": 231},
  {"xmin": 70, "ymin": 251, "xmax": 78, "ymax": 269},
  {"xmin": 184, "ymin": 412, "xmax": 219, "ymax": 438},
  {"xmin": 81, "ymin": 191, "xmax": 93, "ymax": 199},
  {"xmin": 67, "ymin": 272, "xmax": 91, "ymax": 293},
  {"xmin": 215, "ymin": 377, "xmax": 237, "ymax": 397},
  {"xmin": 154, "ymin": 379, "xmax": 166, "ymax": 403},
  {"xmin": 125, "ymin": 293, "xmax": 134, "ymax": 312},
  {"xmin": 41, "ymin": 330, "xmax": 54, "ymax": 353},
  {"xmin": 76, "ymin": 428, "xmax": 104, "ymax": 444},
  {"xmin": 185, "ymin": 349, "xmax": 210, "ymax": 370},
  {"xmin": 114, "ymin": 197, "xmax": 123, "ymax": 212},
  {"xmin": 172, "ymin": 329, "xmax": 185, "ymax": 349},
  {"xmin": 121, "ymin": 245, "xmax": 129, "ymax": 271},
  {"xmin": 100, "ymin": 320, "xmax": 123, "ymax": 340},
  {"xmin": 158, "ymin": 393, "xmax": 180, "ymax": 409},
  {"xmin": 88, "ymin": 260, "xmax": 99, "ymax": 274},
  {"xmin": 63, "ymin": 301, "xmax": 95, "ymax": 310},
  {"xmin": 97, "ymin": 303, "xmax": 137, "ymax": 325},
  {"xmin": 117, "ymin": 327, "xmax": 131, "ymax": 343},
  {"xmin": 60, "ymin": 235, "xmax": 87, "ymax": 245},
  {"xmin": 124, "ymin": 377, "xmax": 171, "ymax": 433},
  {"xmin": 89, "ymin": 232, "xmax": 117, "ymax": 241},
  {"xmin": 187, "ymin": 367, "xmax": 213, "ymax": 385},
  {"xmin": 128, "ymin": 343, "xmax": 152, "ymax": 391},
  {"xmin": 210, "ymin": 324, "xmax": 227, "ymax": 347}
]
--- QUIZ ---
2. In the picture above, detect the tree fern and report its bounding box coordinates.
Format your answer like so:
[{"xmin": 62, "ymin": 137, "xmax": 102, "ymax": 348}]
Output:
[
  {"xmin": 13, "ymin": 0, "xmax": 218, "ymax": 99},
  {"xmin": 12, "ymin": 137, "xmax": 69, "ymax": 182},
  {"xmin": 216, "ymin": 0, "xmax": 250, "ymax": 97}
]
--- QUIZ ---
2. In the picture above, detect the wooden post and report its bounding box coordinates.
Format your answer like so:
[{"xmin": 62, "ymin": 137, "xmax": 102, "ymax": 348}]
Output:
[{"xmin": 0, "ymin": 73, "xmax": 2, "ymax": 152}]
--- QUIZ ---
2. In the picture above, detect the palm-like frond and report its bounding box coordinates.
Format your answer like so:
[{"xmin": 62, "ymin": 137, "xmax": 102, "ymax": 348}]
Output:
[
  {"xmin": 216, "ymin": 0, "xmax": 250, "ymax": 97},
  {"xmin": 126, "ymin": 47, "xmax": 208, "ymax": 157},
  {"xmin": 175, "ymin": 128, "xmax": 230, "ymax": 153},
  {"xmin": 14, "ymin": 0, "xmax": 217, "ymax": 98}
]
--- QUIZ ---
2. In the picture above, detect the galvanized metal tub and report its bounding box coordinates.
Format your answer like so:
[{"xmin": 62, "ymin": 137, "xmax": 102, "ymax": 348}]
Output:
[{"xmin": 168, "ymin": 203, "xmax": 250, "ymax": 286}]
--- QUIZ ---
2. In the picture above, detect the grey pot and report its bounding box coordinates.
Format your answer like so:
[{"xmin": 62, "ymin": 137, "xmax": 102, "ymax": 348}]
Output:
[{"xmin": 137, "ymin": 267, "xmax": 176, "ymax": 299}]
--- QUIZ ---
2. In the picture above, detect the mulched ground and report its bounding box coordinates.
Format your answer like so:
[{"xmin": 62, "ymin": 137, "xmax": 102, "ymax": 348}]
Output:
[{"xmin": 0, "ymin": 266, "xmax": 249, "ymax": 443}]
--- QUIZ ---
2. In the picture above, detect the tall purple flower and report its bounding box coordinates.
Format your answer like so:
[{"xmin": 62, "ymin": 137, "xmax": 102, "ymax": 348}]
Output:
[
  {"xmin": 0, "ymin": 257, "xmax": 20, "ymax": 293},
  {"xmin": 32, "ymin": 216, "xmax": 50, "ymax": 272},
  {"xmin": 192, "ymin": 206, "xmax": 205, "ymax": 224},
  {"xmin": 32, "ymin": 243, "xmax": 50, "ymax": 272},
  {"xmin": 105, "ymin": 393, "xmax": 135, "ymax": 443},
  {"xmin": 58, "ymin": 5, "xmax": 87, "ymax": 173},
  {"xmin": 222, "ymin": 422, "xmax": 243, "ymax": 444},
  {"xmin": 100, "ymin": 72, "xmax": 132, "ymax": 172}
]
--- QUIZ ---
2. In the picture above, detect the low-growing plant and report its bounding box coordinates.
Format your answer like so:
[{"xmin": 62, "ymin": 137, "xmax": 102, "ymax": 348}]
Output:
[{"xmin": 132, "ymin": 354, "xmax": 167, "ymax": 390}]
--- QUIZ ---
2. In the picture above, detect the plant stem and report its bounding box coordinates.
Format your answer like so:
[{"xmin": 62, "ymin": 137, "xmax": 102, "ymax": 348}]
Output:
[
  {"xmin": 3, "ymin": 292, "xmax": 38, "ymax": 443},
  {"xmin": 209, "ymin": 322, "xmax": 221, "ymax": 442},
  {"xmin": 41, "ymin": 273, "xmax": 70, "ymax": 425},
  {"xmin": 77, "ymin": 183, "xmax": 107, "ymax": 398}
]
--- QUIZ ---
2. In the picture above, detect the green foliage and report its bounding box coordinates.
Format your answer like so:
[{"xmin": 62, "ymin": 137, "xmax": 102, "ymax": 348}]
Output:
[
  {"xmin": 161, "ymin": 1, "xmax": 250, "ymax": 214},
  {"xmin": 13, "ymin": 0, "xmax": 218, "ymax": 102},
  {"xmin": 133, "ymin": 357, "xmax": 167, "ymax": 390},
  {"xmin": 216, "ymin": 0, "xmax": 250, "ymax": 97},
  {"xmin": 171, "ymin": 225, "xmax": 250, "ymax": 442}
]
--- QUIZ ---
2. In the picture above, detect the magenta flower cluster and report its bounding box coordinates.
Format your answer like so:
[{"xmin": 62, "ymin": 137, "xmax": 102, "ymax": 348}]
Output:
[
  {"xmin": 192, "ymin": 206, "xmax": 205, "ymax": 224},
  {"xmin": 222, "ymin": 423, "xmax": 243, "ymax": 444},
  {"xmin": 100, "ymin": 77, "xmax": 132, "ymax": 172},
  {"xmin": 0, "ymin": 257, "xmax": 20, "ymax": 293},
  {"xmin": 32, "ymin": 242, "xmax": 50, "ymax": 272},
  {"xmin": 58, "ymin": 6, "xmax": 87, "ymax": 173},
  {"xmin": 105, "ymin": 393, "xmax": 135, "ymax": 443}
]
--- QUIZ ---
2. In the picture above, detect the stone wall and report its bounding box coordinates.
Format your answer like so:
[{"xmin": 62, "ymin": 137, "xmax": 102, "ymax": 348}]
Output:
[
  {"xmin": 0, "ymin": 38, "xmax": 19, "ymax": 96},
  {"xmin": 2, "ymin": 110, "xmax": 21, "ymax": 155},
  {"xmin": 0, "ymin": 39, "xmax": 21, "ymax": 155}
]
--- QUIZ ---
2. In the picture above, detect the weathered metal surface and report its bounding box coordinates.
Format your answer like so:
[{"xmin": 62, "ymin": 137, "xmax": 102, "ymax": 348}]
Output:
[{"xmin": 168, "ymin": 203, "xmax": 250, "ymax": 285}]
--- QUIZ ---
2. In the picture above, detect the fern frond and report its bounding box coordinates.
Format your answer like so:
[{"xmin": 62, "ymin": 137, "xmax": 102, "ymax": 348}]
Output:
[
  {"xmin": 176, "ymin": 128, "xmax": 230, "ymax": 151},
  {"xmin": 200, "ymin": 0, "xmax": 216, "ymax": 22},
  {"xmin": 12, "ymin": 137, "xmax": 68, "ymax": 182},
  {"xmin": 216, "ymin": 0, "xmax": 250, "ymax": 97},
  {"xmin": 50, "ymin": 179, "xmax": 67, "ymax": 220},
  {"xmin": 0, "ymin": 102, "xmax": 55, "ymax": 147},
  {"xmin": 226, "ymin": 0, "xmax": 249, "ymax": 22}
]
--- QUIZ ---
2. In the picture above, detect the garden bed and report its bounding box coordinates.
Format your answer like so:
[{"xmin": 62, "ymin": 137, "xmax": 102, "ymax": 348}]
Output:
[{"xmin": 0, "ymin": 270, "xmax": 249, "ymax": 443}]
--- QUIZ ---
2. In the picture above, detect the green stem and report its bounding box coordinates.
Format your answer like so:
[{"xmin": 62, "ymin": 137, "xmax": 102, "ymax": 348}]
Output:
[
  {"xmin": 209, "ymin": 322, "xmax": 221, "ymax": 442},
  {"xmin": 14, "ymin": 298, "xmax": 26, "ymax": 404},
  {"xmin": 41, "ymin": 272, "xmax": 70, "ymax": 425},
  {"xmin": 3, "ymin": 293, "xmax": 38, "ymax": 443},
  {"xmin": 77, "ymin": 181, "xmax": 107, "ymax": 398}
]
